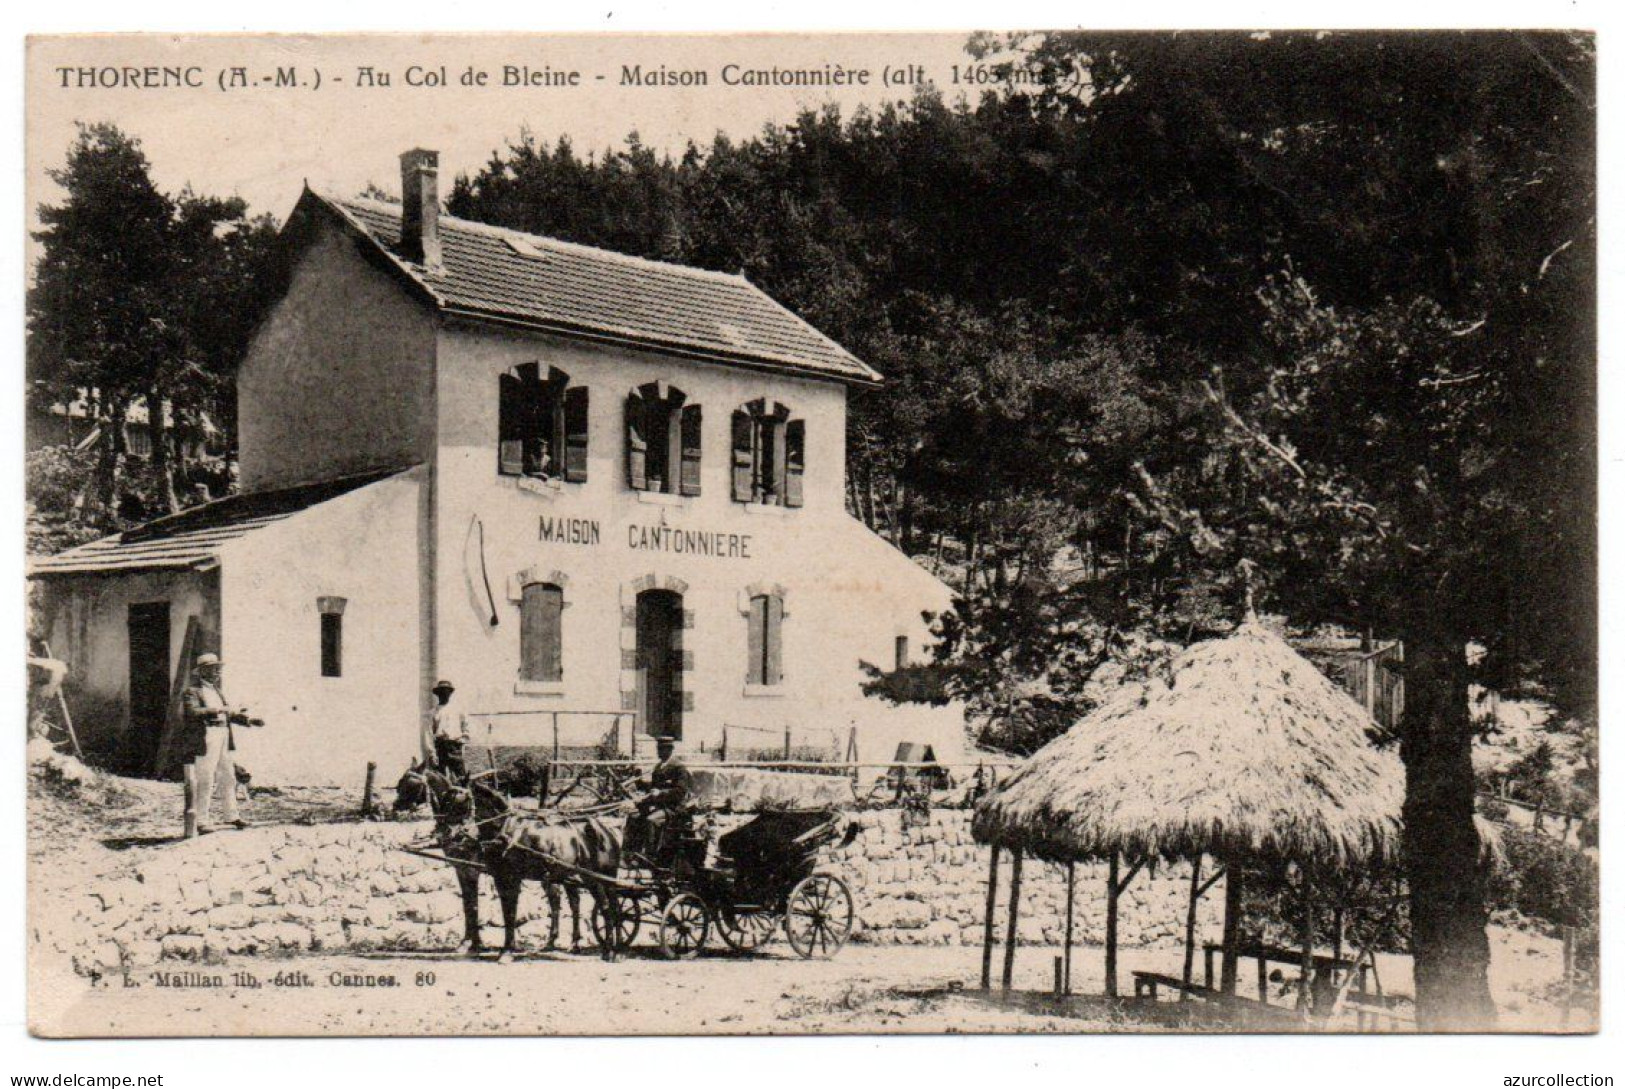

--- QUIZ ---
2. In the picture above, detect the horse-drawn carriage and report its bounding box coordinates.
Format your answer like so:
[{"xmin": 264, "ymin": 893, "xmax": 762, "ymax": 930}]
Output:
[
  {"xmin": 397, "ymin": 760, "xmax": 860, "ymax": 961},
  {"xmin": 597, "ymin": 806, "xmax": 859, "ymax": 959}
]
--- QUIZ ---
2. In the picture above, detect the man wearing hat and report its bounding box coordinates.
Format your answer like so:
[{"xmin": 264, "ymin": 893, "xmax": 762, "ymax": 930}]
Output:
[
  {"xmin": 180, "ymin": 653, "xmax": 260, "ymax": 836},
  {"xmin": 630, "ymin": 735, "xmax": 695, "ymax": 862},
  {"xmin": 422, "ymin": 679, "xmax": 467, "ymax": 776}
]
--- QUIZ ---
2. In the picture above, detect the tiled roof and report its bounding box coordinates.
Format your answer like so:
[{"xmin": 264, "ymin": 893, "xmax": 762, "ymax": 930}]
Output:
[
  {"xmin": 315, "ymin": 193, "xmax": 879, "ymax": 385},
  {"xmin": 27, "ymin": 469, "xmax": 406, "ymax": 577}
]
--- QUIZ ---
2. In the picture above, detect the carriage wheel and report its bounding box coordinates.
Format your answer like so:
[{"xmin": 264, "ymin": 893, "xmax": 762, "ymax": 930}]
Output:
[
  {"xmin": 589, "ymin": 893, "xmax": 643, "ymax": 951},
  {"xmin": 784, "ymin": 873, "xmax": 854, "ymax": 959},
  {"xmin": 718, "ymin": 906, "xmax": 778, "ymax": 953},
  {"xmin": 658, "ymin": 892, "xmax": 710, "ymax": 959}
]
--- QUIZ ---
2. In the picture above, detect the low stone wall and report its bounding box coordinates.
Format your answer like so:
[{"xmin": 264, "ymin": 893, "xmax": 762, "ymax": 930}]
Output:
[
  {"xmin": 40, "ymin": 811, "xmax": 1223, "ymax": 975},
  {"xmin": 830, "ymin": 811, "xmax": 1224, "ymax": 950}
]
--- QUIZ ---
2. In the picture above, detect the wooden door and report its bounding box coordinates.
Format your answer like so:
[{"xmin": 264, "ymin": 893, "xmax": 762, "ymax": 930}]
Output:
[
  {"xmin": 126, "ymin": 602, "xmax": 171, "ymax": 772},
  {"xmin": 636, "ymin": 589, "xmax": 682, "ymax": 739}
]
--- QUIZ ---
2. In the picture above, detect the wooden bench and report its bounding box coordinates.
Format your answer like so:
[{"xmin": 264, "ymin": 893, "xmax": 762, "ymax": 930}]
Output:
[
  {"xmin": 1132, "ymin": 971, "xmax": 1212, "ymax": 1002},
  {"xmin": 1133, "ymin": 971, "xmax": 1309, "ymax": 1026}
]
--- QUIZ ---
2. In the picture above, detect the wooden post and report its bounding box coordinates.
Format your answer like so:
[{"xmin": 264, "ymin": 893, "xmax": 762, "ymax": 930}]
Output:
[
  {"xmin": 1297, "ymin": 878, "xmax": 1314, "ymax": 1014},
  {"xmin": 1561, "ymin": 925, "xmax": 1577, "ymax": 1028},
  {"xmin": 182, "ymin": 775, "xmax": 197, "ymax": 839},
  {"xmin": 1105, "ymin": 852, "xmax": 1120, "ymax": 998},
  {"xmin": 1220, "ymin": 860, "xmax": 1243, "ymax": 995},
  {"xmin": 980, "ymin": 846, "xmax": 1001, "ymax": 990},
  {"xmin": 1182, "ymin": 854, "xmax": 1203, "ymax": 986},
  {"xmin": 1063, "ymin": 862, "xmax": 1076, "ymax": 995},
  {"xmin": 1001, "ymin": 850, "xmax": 1024, "ymax": 993},
  {"xmin": 1053, "ymin": 956, "xmax": 1064, "ymax": 996},
  {"xmin": 783, "ymin": 725, "xmax": 792, "ymax": 760},
  {"xmin": 361, "ymin": 762, "xmax": 378, "ymax": 817},
  {"xmin": 153, "ymin": 616, "xmax": 203, "ymax": 779}
]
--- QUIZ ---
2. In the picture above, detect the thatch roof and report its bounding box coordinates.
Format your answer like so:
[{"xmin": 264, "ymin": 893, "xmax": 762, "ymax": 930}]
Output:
[{"xmin": 972, "ymin": 620, "xmax": 1405, "ymax": 869}]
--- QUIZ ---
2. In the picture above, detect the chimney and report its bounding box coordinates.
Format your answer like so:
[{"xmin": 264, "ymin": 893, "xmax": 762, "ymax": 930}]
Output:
[{"xmin": 399, "ymin": 148, "xmax": 441, "ymax": 268}]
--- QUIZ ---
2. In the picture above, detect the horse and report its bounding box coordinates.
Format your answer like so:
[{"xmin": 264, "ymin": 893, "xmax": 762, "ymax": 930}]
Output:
[
  {"xmin": 393, "ymin": 762, "xmax": 486, "ymax": 955},
  {"xmin": 469, "ymin": 780, "xmax": 628, "ymax": 963},
  {"xmin": 394, "ymin": 760, "xmax": 593, "ymax": 953}
]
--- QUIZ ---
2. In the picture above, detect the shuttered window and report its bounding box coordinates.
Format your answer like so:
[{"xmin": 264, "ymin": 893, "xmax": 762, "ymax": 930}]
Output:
[
  {"xmin": 732, "ymin": 400, "xmax": 804, "ymax": 507},
  {"xmin": 519, "ymin": 583, "xmax": 564, "ymax": 683},
  {"xmin": 626, "ymin": 384, "xmax": 696, "ymax": 496},
  {"xmin": 499, "ymin": 364, "xmax": 586, "ymax": 482},
  {"xmin": 746, "ymin": 593, "xmax": 785, "ymax": 687}
]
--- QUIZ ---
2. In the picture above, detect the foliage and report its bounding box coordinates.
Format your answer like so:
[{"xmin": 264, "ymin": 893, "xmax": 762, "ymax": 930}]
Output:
[
  {"xmin": 27, "ymin": 123, "xmax": 279, "ymax": 538},
  {"xmin": 1486, "ymin": 827, "xmax": 1598, "ymax": 930},
  {"xmin": 1243, "ymin": 863, "xmax": 1412, "ymax": 957},
  {"xmin": 25, "ymin": 446, "xmax": 106, "ymax": 554}
]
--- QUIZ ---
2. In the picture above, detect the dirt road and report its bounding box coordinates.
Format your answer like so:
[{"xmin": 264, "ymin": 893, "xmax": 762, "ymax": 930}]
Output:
[
  {"xmin": 31, "ymin": 945, "xmax": 1228, "ymax": 1037},
  {"xmin": 34, "ymin": 932, "xmax": 1588, "ymax": 1038}
]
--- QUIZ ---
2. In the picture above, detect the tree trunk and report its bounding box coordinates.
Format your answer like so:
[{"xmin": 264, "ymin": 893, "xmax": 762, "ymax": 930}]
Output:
[
  {"xmin": 148, "ymin": 388, "xmax": 180, "ymax": 515},
  {"xmin": 97, "ymin": 403, "xmax": 127, "ymax": 527},
  {"xmin": 1401, "ymin": 632, "xmax": 1497, "ymax": 1030}
]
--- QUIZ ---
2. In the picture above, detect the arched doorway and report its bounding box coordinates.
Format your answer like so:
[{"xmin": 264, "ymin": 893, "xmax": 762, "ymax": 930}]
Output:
[{"xmin": 635, "ymin": 588, "xmax": 683, "ymax": 738}]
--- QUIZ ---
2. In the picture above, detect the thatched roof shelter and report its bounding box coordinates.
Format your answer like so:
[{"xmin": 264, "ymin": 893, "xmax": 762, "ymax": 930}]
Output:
[{"xmin": 973, "ymin": 619, "xmax": 1405, "ymax": 870}]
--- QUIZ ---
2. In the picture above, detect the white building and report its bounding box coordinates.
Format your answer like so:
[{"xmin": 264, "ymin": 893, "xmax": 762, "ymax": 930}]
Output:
[{"xmin": 30, "ymin": 149, "xmax": 963, "ymax": 786}]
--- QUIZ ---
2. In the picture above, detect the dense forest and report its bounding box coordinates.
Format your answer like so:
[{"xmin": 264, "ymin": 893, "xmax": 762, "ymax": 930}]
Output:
[{"xmin": 27, "ymin": 33, "xmax": 1594, "ymax": 1028}]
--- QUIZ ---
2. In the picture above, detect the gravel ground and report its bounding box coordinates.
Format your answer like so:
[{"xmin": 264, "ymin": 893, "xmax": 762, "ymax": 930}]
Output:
[
  {"xmin": 28, "ymin": 946, "xmax": 1278, "ymax": 1037},
  {"xmin": 32, "ymin": 935, "xmax": 1592, "ymax": 1037}
]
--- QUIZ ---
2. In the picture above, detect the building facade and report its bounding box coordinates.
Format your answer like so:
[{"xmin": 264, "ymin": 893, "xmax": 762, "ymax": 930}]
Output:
[{"xmin": 30, "ymin": 149, "xmax": 962, "ymax": 786}]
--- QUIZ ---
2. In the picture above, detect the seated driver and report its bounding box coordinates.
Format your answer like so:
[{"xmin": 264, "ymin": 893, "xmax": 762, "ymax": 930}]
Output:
[{"xmin": 632, "ymin": 735, "xmax": 694, "ymax": 859}]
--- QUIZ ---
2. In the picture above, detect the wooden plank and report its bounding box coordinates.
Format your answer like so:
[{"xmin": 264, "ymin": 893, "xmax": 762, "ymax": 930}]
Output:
[
  {"xmin": 152, "ymin": 615, "xmax": 202, "ymax": 780},
  {"xmin": 39, "ymin": 640, "xmax": 84, "ymax": 759}
]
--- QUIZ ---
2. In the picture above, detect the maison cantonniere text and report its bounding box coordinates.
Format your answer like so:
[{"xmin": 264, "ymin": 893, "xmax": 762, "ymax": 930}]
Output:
[{"xmin": 539, "ymin": 514, "xmax": 753, "ymax": 559}]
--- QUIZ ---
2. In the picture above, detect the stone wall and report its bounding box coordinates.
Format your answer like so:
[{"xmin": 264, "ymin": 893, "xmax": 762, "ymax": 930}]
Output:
[
  {"xmin": 830, "ymin": 811, "xmax": 1224, "ymax": 950},
  {"xmin": 40, "ymin": 811, "xmax": 1224, "ymax": 976}
]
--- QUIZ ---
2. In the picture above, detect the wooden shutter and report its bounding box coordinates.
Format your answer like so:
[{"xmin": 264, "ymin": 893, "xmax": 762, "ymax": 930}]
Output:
[
  {"xmin": 784, "ymin": 419, "xmax": 805, "ymax": 508},
  {"xmin": 764, "ymin": 594, "xmax": 784, "ymax": 685},
  {"xmin": 746, "ymin": 596, "xmax": 766, "ymax": 685},
  {"xmin": 679, "ymin": 403, "xmax": 703, "ymax": 496},
  {"xmin": 731, "ymin": 410, "xmax": 754, "ymax": 502},
  {"xmin": 498, "ymin": 371, "xmax": 524, "ymax": 475},
  {"xmin": 564, "ymin": 385, "xmax": 589, "ymax": 483},
  {"xmin": 521, "ymin": 583, "xmax": 564, "ymax": 683},
  {"xmin": 625, "ymin": 391, "xmax": 648, "ymax": 490}
]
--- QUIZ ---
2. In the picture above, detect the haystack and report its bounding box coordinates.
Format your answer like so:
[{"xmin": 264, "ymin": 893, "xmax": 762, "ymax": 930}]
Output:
[{"xmin": 970, "ymin": 619, "xmax": 1407, "ymax": 1005}]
